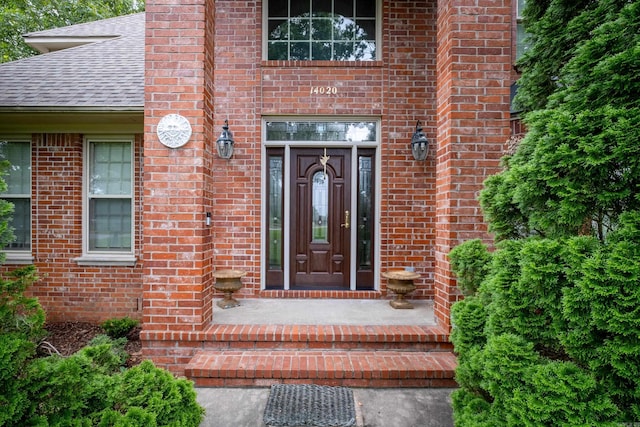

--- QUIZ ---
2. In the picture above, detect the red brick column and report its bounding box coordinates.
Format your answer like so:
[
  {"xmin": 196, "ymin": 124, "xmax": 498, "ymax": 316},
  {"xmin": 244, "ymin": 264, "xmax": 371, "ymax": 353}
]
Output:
[
  {"xmin": 142, "ymin": 0, "xmax": 213, "ymax": 344},
  {"xmin": 434, "ymin": 0, "xmax": 511, "ymax": 329}
]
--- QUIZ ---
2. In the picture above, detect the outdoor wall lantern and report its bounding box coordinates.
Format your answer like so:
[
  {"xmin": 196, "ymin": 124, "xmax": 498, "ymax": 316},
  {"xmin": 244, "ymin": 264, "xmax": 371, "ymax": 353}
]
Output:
[
  {"xmin": 216, "ymin": 119, "xmax": 234, "ymax": 159},
  {"xmin": 410, "ymin": 120, "xmax": 429, "ymax": 161}
]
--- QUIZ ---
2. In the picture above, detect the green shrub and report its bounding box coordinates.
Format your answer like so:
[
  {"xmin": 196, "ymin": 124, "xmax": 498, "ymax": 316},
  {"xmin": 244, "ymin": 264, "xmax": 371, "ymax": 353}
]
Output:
[
  {"xmin": 17, "ymin": 339, "xmax": 204, "ymax": 427},
  {"xmin": 0, "ymin": 265, "xmax": 44, "ymax": 426},
  {"xmin": 451, "ymin": 388, "xmax": 494, "ymax": 427},
  {"xmin": 104, "ymin": 360, "xmax": 205, "ymax": 426},
  {"xmin": 0, "ymin": 265, "xmax": 44, "ymax": 341},
  {"xmin": 98, "ymin": 407, "xmax": 157, "ymax": 426},
  {"xmin": 510, "ymin": 361, "xmax": 619, "ymax": 426},
  {"xmin": 449, "ymin": 239, "xmax": 492, "ymax": 296},
  {"xmin": 101, "ymin": 316, "xmax": 139, "ymax": 339},
  {"xmin": 81, "ymin": 335, "xmax": 130, "ymax": 372},
  {"xmin": 0, "ymin": 333, "xmax": 34, "ymax": 426},
  {"xmin": 451, "ymin": 223, "xmax": 640, "ymax": 424},
  {"xmin": 485, "ymin": 238, "xmax": 569, "ymax": 352},
  {"xmin": 20, "ymin": 336, "xmax": 126, "ymax": 425},
  {"xmin": 561, "ymin": 211, "xmax": 640, "ymax": 420},
  {"xmin": 450, "ymin": 295, "xmax": 487, "ymax": 359},
  {"xmin": 0, "ymin": 267, "xmax": 204, "ymax": 427}
]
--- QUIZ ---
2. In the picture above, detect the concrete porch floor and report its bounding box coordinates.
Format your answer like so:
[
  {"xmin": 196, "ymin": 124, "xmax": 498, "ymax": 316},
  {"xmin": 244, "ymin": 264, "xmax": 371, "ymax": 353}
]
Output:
[{"xmin": 211, "ymin": 298, "xmax": 436, "ymax": 326}]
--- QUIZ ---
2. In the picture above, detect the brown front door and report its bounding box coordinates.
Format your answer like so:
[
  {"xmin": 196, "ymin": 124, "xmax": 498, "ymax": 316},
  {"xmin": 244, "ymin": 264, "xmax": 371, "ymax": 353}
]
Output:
[{"xmin": 290, "ymin": 148, "xmax": 351, "ymax": 289}]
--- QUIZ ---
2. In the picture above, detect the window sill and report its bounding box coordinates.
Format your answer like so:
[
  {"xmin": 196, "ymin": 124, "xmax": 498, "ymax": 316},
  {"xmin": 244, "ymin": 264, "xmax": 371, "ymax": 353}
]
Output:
[
  {"xmin": 4, "ymin": 252, "xmax": 34, "ymax": 265},
  {"xmin": 261, "ymin": 60, "xmax": 383, "ymax": 68},
  {"xmin": 74, "ymin": 255, "xmax": 137, "ymax": 267}
]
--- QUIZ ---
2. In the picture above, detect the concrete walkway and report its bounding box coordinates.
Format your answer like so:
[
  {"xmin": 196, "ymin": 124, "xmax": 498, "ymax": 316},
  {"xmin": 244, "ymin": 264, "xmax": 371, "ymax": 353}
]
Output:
[{"xmin": 196, "ymin": 387, "xmax": 455, "ymax": 427}]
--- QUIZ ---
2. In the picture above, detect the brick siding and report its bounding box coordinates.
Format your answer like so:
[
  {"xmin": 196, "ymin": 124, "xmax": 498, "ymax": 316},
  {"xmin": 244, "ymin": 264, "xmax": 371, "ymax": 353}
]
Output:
[
  {"xmin": 1, "ymin": 0, "xmax": 513, "ymax": 357},
  {"xmin": 2, "ymin": 133, "xmax": 144, "ymax": 323}
]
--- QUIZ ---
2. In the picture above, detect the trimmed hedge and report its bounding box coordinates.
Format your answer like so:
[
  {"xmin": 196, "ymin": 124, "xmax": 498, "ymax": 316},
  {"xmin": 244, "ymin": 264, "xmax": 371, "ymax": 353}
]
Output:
[{"xmin": 450, "ymin": 211, "xmax": 640, "ymax": 425}]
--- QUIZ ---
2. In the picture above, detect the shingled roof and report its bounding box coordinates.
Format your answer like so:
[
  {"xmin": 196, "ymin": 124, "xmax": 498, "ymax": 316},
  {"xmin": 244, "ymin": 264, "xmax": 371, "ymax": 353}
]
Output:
[{"xmin": 0, "ymin": 13, "xmax": 144, "ymax": 111}]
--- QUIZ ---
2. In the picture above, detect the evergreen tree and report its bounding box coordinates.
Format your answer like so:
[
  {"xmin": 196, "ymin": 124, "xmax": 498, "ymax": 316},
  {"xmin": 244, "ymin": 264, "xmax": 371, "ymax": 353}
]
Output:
[
  {"xmin": 451, "ymin": 1, "xmax": 640, "ymax": 424},
  {"xmin": 483, "ymin": 0, "xmax": 640, "ymax": 240}
]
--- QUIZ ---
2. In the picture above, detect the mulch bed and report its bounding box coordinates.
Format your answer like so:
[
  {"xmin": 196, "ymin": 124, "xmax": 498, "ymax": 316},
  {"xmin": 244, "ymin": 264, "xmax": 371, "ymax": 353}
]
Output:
[{"xmin": 42, "ymin": 322, "xmax": 143, "ymax": 367}]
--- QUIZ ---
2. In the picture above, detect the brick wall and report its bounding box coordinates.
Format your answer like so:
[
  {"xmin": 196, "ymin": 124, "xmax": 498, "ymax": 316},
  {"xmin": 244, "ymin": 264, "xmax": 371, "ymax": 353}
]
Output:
[
  {"xmin": 143, "ymin": 0, "xmax": 213, "ymax": 337},
  {"xmin": 142, "ymin": 0, "xmax": 511, "ymax": 372},
  {"xmin": 434, "ymin": 0, "xmax": 511, "ymax": 328},
  {"xmin": 382, "ymin": 1, "xmax": 438, "ymax": 298},
  {"xmin": 0, "ymin": 2, "xmax": 514, "ymax": 368},
  {"xmin": 4, "ymin": 133, "xmax": 144, "ymax": 323},
  {"xmin": 209, "ymin": 0, "xmax": 439, "ymax": 298}
]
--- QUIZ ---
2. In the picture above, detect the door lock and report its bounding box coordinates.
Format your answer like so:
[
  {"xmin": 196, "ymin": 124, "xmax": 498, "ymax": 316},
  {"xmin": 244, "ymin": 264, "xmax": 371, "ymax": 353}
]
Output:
[{"xmin": 341, "ymin": 210, "xmax": 350, "ymax": 229}]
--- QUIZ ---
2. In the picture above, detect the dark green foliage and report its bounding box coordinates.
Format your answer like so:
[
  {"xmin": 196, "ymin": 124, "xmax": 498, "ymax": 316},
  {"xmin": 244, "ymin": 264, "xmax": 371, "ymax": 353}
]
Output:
[
  {"xmin": 103, "ymin": 360, "xmax": 205, "ymax": 426},
  {"xmin": 451, "ymin": 388, "xmax": 493, "ymax": 427},
  {"xmin": 82, "ymin": 335, "xmax": 130, "ymax": 370},
  {"xmin": 0, "ymin": 333, "xmax": 34, "ymax": 425},
  {"xmin": 470, "ymin": 32, "xmax": 640, "ymax": 410},
  {"xmin": 450, "ymin": 296, "xmax": 487, "ymax": 360},
  {"xmin": 451, "ymin": 227, "xmax": 639, "ymax": 424},
  {"xmin": 509, "ymin": 361, "xmax": 619, "ymax": 426},
  {"xmin": 0, "ymin": 267, "xmax": 203, "ymax": 426},
  {"xmin": 549, "ymin": 0, "xmax": 640, "ymax": 112},
  {"xmin": 481, "ymin": 334, "xmax": 539, "ymax": 410},
  {"xmin": 514, "ymin": 0, "xmax": 631, "ymax": 112},
  {"xmin": 98, "ymin": 407, "xmax": 156, "ymax": 426},
  {"xmin": 0, "ymin": 266, "xmax": 44, "ymax": 425},
  {"xmin": 448, "ymin": 239, "xmax": 491, "ymax": 296},
  {"xmin": 488, "ymin": 239, "xmax": 571, "ymax": 352},
  {"xmin": 12, "ymin": 337, "xmax": 204, "ymax": 427},
  {"xmin": 488, "ymin": 1, "xmax": 640, "ymax": 241},
  {"xmin": 453, "ymin": 332, "xmax": 621, "ymax": 426},
  {"xmin": 483, "ymin": 107, "xmax": 640, "ymax": 240},
  {"xmin": 561, "ymin": 212, "xmax": 640, "ymax": 420},
  {"xmin": 0, "ymin": 265, "xmax": 44, "ymax": 341},
  {"xmin": 452, "ymin": 346, "xmax": 487, "ymax": 400},
  {"xmin": 479, "ymin": 167, "xmax": 532, "ymax": 240},
  {"xmin": 101, "ymin": 316, "xmax": 139, "ymax": 339},
  {"xmin": 21, "ymin": 344, "xmax": 121, "ymax": 425}
]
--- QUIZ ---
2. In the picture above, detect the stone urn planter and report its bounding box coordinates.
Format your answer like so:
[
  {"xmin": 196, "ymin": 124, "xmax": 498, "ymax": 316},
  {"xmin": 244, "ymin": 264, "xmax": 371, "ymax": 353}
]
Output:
[
  {"xmin": 381, "ymin": 270, "xmax": 420, "ymax": 309},
  {"xmin": 212, "ymin": 269, "xmax": 247, "ymax": 309}
]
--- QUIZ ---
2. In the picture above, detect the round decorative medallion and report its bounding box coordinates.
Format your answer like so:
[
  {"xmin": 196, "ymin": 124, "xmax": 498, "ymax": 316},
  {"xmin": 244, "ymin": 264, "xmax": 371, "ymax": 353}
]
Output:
[{"xmin": 156, "ymin": 114, "xmax": 192, "ymax": 148}]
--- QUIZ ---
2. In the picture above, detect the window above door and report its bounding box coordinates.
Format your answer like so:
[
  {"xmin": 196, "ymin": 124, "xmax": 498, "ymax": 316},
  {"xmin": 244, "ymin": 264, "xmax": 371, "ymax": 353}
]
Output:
[
  {"xmin": 265, "ymin": 120, "xmax": 377, "ymax": 142},
  {"xmin": 265, "ymin": 0, "xmax": 379, "ymax": 61}
]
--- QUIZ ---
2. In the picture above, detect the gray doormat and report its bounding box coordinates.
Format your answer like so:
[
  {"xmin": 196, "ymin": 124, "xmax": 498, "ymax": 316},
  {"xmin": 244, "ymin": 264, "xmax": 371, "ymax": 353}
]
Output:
[{"xmin": 263, "ymin": 384, "xmax": 356, "ymax": 427}]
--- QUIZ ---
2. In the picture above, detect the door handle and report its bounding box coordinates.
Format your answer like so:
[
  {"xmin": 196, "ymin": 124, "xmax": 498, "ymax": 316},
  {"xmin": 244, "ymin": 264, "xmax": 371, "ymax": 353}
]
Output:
[{"xmin": 341, "ymin": 210, "xmax": 350, "ymax": 229}]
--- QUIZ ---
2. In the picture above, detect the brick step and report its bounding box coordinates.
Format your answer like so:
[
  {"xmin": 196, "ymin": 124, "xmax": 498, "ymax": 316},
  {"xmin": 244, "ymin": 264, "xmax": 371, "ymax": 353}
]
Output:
[
  {"xmin": 185, "ymin": 350, "xmax": 457, "ymax": 388},
  {"xmin": 199, "ymin": 324, "xmax": 453, "ymax": 352}
]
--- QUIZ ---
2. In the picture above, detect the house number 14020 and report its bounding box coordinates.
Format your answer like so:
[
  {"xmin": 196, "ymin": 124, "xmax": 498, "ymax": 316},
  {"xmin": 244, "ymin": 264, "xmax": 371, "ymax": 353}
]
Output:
[{"xmin": 310, "ymin": 86, "xmax": 338, "ymax": 95}]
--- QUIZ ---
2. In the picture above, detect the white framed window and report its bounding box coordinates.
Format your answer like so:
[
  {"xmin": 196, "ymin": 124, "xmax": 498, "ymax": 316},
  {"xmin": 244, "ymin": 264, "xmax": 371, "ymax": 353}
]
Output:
[
  {"xmin": 76, "ymin": 136, "xmax": 136, "ymax": 266},
  {"xmin": 264, "ymin": 0, "xmax": 380, "ymax": 61},
  {"xmin": 0, "ymin": 139, "xmax": 33, "ymax": 263},
  {"xmin": 516, "ymin": 0, "xmax": 532, "ymax": 61}
]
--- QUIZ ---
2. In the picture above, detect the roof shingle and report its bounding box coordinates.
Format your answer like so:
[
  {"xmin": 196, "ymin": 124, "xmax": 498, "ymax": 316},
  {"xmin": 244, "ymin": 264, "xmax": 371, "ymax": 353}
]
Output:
[{"xmin": 0, "ymin": 13, "xmax": 144, "ymax": 110}]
